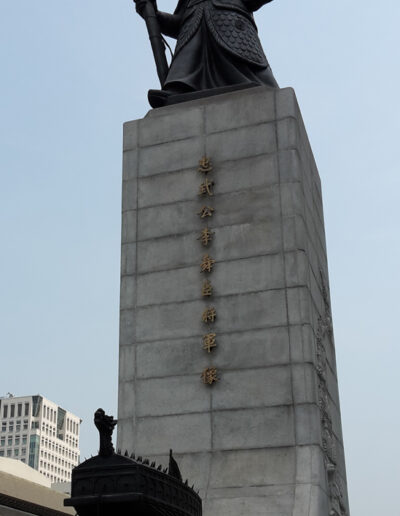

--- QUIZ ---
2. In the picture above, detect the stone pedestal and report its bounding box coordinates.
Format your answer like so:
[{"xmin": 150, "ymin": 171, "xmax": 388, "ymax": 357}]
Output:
[{"xmin": 117, "ymin": 87, "xmax": 350, "ymax": 516}]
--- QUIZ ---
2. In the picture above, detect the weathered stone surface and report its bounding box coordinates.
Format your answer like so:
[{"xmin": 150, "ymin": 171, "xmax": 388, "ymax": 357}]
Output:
[
  {"xmin": 136, "ymin": 413, "xmax": 212, "ymax": 454},
  {"xmin": 117, "ymin": 87, "xmax": 350, "ymax": 516}
]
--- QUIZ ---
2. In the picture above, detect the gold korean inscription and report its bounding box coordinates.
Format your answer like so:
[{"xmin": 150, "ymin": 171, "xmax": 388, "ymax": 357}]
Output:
[
  {"xmin": 198, "ymin": 227, "xmax": 214, "ymax": 247},
  {"xmin": 198, "ymin": 206, "xmax": 214, "ymax": 219},
  {"xmin": 202, "ymin": 279, "xmax": 213, "ymax": 297},
  {"xmin": 198, "ymin": 178, "xmax": 215, "ymax": 197},
  {"xmin": 201, "ymin": 367, "xmax": 218, "ymax": 385},
  {"xmin": 202, "ymin": 332, "xmax": 217, "ymax": 353},
  {"xmin": 202, "ymin": 307, "xmax": 217, "ymax": 323},
  {"xmin": 198, "ymin": 156, "xmax": 213, "ymax": 174},
  {"xmin": 200, "ymin": 254, "xmax": 216, "ymax": 273}
]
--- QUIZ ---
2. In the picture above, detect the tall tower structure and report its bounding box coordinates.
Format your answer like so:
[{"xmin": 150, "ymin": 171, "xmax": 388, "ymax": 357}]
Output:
[
  {"xmin": 0, "ymin": 394, "xmax": 81, "ymax": 484},
  {"xmin": 117, "ymin": 87, "xmax": 350, "ymax": 516}
]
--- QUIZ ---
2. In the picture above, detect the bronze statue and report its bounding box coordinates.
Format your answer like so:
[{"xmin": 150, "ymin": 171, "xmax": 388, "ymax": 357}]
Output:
[{"xmin": 135, "ymin": 0, "xmax": 278, "ymax": 107}]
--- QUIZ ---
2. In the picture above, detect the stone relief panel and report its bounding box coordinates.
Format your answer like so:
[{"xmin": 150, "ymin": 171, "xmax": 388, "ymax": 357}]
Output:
[{"xmin": 316, "ymin": 271, "xmax": 346, "ymax": 516}]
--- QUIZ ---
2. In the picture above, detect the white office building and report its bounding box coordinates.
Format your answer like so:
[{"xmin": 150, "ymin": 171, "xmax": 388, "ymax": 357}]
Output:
[{"xmin": 0, "ymin": 394, "xmax": 81, "ymax": 483}]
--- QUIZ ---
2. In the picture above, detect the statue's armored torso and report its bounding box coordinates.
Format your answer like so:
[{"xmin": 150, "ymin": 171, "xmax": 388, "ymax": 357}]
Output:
[{"xmin": 174, "ymin": 0, "xmax": 268, "ymax": 67}]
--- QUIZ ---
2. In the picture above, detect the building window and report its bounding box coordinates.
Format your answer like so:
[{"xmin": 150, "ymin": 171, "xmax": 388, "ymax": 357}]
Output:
[
  {"xmin": 0, "ymin": 438, "xmax": 5, "ymax": 446},
  {"xmin": 17, "ymin": 404, "xmax": 22, "ymax": 417},
  {"xmin": 21, "ymin": 448, "xmax": 26, "ymax": 455},
  {"xmin": 1, "ymin": 423, "xmax": 6, "ymax": 433},
  {"xmin": 23, "ymin": 420, "xmax": 28, "ymax": 430},
  {"xmin": 3, "ymin": 405, "xmax": 8, "ymax": 418},
  {"xmin": 0, "ymin": 451, "xmax": 4, "ymax": 457},
  {"xmin": 7, "ymin": 449, "xmax": 12, "ymax": 457},
  {"xmin": 7, "ymin": 437, "xmax": 12, "ymax": 446},
  {"xmin": 21, "ymin": 458, "xmax": 26, "ymax": 463},
  {"xmin": 15, "ymin": 436, "xmax": 20, "ymax": 446},
  {"xmin": 14, "ymin": 449, "xmax": 19, "ymax": 456},
  {"xmin": 10, "ymin": 405, "xmax": 15, "ymax": 418},
  {"xmin": 8, "ymin": 423, "xmax": 13, "ymax": 432},
  {"xmin": 24, "ymin": 403, "xmax": 29, "ymax": 416},
  {"xmin": 31, "ymin": 421, "xmax": 39, "ymax": 430},
  {"xmin": 22, "ymin": 435, "xmax": 27, "ymax": 445},
  {"xmin": 16, "ymin": 421, "xmax": 21, "ymax": 432}
]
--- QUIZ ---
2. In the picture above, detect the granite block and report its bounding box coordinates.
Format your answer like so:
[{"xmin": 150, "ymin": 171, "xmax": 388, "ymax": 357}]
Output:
[
  {"xmin": 206, "ymin": 122, "xmax": 276, "ymax": 162},
  {"xmin": 205, "ymin": 86, "xmax": 275, "ymax": 133},
  {"xmin": 139, "ymin": 106, "xmax": 203, "ymax": 147},
  {"xmin": 137, "ymin": 220, "xmax": 282, "ymax": 273},
  {"xmin": 138, "ymin": 137, "xmax": 204, "ymax": 177},
  {"xmin": 136, "ymin": 375, "xmax": 210, "ymax": 416},
  {"xmin": 211, "ymin": 367, "xmax": 292, "ymax": 410},
  {"xmin": 209, "ymin": 448, "xmax": 296, "ymax": 488},
  {"xmin": 136, "ymin": 254, "xmax": 284, "ymax": 306},
  {"xmin": 212, "ymin": 406, "xmax": 295, "ymax": 449},
  {"xmin": 136, "ymin": 413, "xmax": 211, "ymax": 454}
]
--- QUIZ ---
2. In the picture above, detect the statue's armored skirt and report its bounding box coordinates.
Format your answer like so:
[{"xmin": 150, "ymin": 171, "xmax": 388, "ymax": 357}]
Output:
[{"xmin": 157, "ymin": 0, "xmax": 278, "ymax": 93}]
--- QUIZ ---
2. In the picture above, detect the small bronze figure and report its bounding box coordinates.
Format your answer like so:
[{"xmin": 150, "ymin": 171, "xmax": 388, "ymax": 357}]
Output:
[
  {"xmin": 94, "ymin": 408, "xmax": 117, "ymax": 457},
  {"xmin": 135, "ymin": 0, "xmax": 278, "ymax": 107}
]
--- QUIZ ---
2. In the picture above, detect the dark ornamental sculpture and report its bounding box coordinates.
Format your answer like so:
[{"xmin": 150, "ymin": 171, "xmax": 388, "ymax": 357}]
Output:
[
  {"xmin": 94, "ymin": 408, "xmax": 117, "ymax": 457},
  {"xmin": 65, "ymin": 410, "xmax": 202, "ymax": 516},
  {"xmin": 134, "ymin": 0, "xmax": 278, "ymax": 108}
]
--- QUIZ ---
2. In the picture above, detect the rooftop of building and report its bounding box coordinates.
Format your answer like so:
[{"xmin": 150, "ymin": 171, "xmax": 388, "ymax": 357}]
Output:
[
  {"xmin": 0, "ymin": 457, "xmax": 74, "ymax": 515},
  {"xmin": 0, "ymin": 393, "xmax": 82, "ymax": 422}
]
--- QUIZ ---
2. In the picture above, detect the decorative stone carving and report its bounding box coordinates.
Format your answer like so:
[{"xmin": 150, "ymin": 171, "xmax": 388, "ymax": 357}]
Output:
[{"xmin": 317, "ymin": 272, "xmax": 346, "ymax": 516}]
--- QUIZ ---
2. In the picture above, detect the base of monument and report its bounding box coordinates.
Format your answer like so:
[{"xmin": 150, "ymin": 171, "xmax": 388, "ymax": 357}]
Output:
[
  {"xmin": 147, "ymin": 82, "xmax": 263, "ymax": 108},
  {"xmin": 119, "ymin": 86, "xmax": 350, "ymax": 516}
]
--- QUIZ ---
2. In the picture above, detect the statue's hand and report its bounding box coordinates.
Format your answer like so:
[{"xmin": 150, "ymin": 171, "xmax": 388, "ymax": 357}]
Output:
[{"xmin": 134, "ymin": 0, "xmax": 157, "ymax": 18}]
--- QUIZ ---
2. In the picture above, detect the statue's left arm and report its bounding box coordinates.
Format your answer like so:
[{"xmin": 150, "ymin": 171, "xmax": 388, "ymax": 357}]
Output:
[{"xmin": 157, "ymin": 11, "xmax": 182, "ymax": 39}]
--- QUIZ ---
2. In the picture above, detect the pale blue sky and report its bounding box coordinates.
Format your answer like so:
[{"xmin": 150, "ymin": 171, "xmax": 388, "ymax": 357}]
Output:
[{"xmin": 1, "ymin": 1, "xmax": 399, "ymax": 514}]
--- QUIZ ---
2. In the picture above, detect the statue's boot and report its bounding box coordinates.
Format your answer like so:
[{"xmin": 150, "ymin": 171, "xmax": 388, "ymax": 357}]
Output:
[
  {"xmin": 148, "ymin": 82, "xmax": 195, "ymax": 108},
  {"xmin": 148, "ymin": 89, "xmax": 173, "ymax": 109},
  {"xmin": 148, "ymin": 82, "xmax": 262, "ymax": 109}
]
